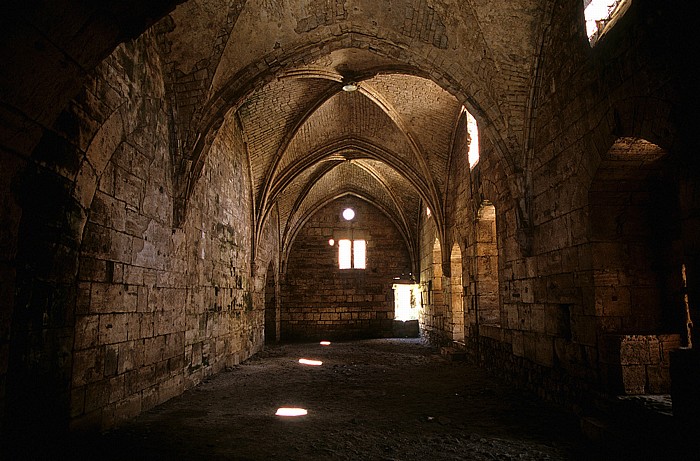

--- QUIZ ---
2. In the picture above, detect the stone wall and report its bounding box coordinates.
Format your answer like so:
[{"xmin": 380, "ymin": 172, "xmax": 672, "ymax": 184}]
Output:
[
  {"xmin": 281, "ymin": 196, "xmax": 411, "ymax": 340},
  {"xmin": 422, "ymin": 0, "xmax": 700, "ymax": 411},
  {"xmin": 601, "ymin": 334, "xmax": 681, "ymax": 395},
  {"xmin": 65, "ymin": 32, "xmax": 271, "ymax": 431},
  {"xmin": 1, "ymin": 0, "xmax": 698, "ymax": 442},
  {"xmin": 418, "ymin": 210, "xmax": 448, "ymax": 344},
  {"xmin": 440, "ymin": 2, "xmax": 694, "ymax": 408},
  {"xmin": 71, "ymin": 32, "xmax": 177, "ymax": 429}
]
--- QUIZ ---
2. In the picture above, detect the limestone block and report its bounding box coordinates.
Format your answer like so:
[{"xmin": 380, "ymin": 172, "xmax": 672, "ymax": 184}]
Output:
[
  {"xmin": 658, "ymin": 334, "xmax": 681, "ymax": 365},
  {"xmin": 530, "ymin": 305, "xmax": 546, "ymax": 333},
  {"xmin": 90, "ymin": 283, "xmax": 139, "ymax": 314},
  {"xmin": 125, "ymin": 365, "xmax": 155, "ymax": 395},
  {"xmin": 159, "ymin": 374, "xmax": 185, "ymax": 403},
  {"xmin": 621, "ymin": 364, "xmax": 646, "ymax": 394},
  {"xmin": 84, "ymin": 380, "xmax": 110, "ymax": 413},
  {"xmin": 523, "ymin": 333, "xmax": 537, "ymax": 362},
  {"xmin": 504, "ymin": 304, "xmax": 519, "ymax": 329},
  {"xmin": 125, "ymin": 208, "xmax": 151, "ymax": 237},
  {"xmin": 535, "ymin": 335, "xmax": 554, "ymax": 367},
  {"xmin": 90, "ymin": 190, "xmax": 126, "ymax": 232},
  {"xmin": 518, "ymin": 304, "xmax": 532, "ymax": 330},
  {"xmin": 75, "ymin": 315, "xmax": 100, "ymax": 350},
  {"xmin": 117, "ymin": 341, "xmax": 135, "ymax": 374},
  {"xmin": 597, "ymin": 315, "xmax": 622, "ymax": 333},
  {"xmin": 109, "ymin": 394, "xmax": 142, "ymax": 428},
  {"xmin": 97, "ymin": 313, "xmax": 128, "ymax": 344},
  {"xmin": 520, "ymin": 279, "xmax": 535, "ymax": 303},
  {"xmin": 114, "ymin": 168, "xmax": 144, "ymax": 206},
  {"xmin": 70, "ymin": 386, "xmax": 86, "ymax": 418},
  {"xmin": 104, "ymin": 344, "xmax": 119, "ymax": 377},
  {"xmin": 144, "ymin": 335, "xmax": 166, "ymax": 365},
  {"xmin": 620, "ymin": 336, "xmax": 651, "ymax": 365},
  {"xmin": 570, "ymin": 314, "xmax": 596, "ymax": 346},
  {"xmin": 105, "ymin": 375, "xmax": 125, "ymax": 406},
  {"xmin": 142, "ymin": 384, "xmax": 160, "ymax": 412},
  {"xmin": 72, "ymin": 347, "xmax": 104, "ymax": 387},
  {"xmin": 78, "ymin": 257, "xmax": 109, "ymax": 283}
]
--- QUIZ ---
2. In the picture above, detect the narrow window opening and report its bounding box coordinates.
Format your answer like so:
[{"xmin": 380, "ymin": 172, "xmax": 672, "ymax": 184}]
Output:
[
  {"xmin": 353, "ymin": 239, "xmax": 366, "ymax": 269},
  {"xmin": 584, "ymin": 0, "xmax": 631, "ymax": 45},
  {"xmin": 338, "ymin": 239, "xmax": 352, "ymax": 269},
  {"xmin": 339, "ymin": 239, "xmax": 366, "ymax": 270},
  {"xmin": 466, "ymin": 109, "xmax": 479, "ymax": 169}
]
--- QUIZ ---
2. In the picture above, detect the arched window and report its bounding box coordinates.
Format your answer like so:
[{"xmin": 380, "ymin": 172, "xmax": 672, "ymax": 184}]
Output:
[{"xmin": 465, "ymin": 108, "xmax": 479, "ymax": 169}]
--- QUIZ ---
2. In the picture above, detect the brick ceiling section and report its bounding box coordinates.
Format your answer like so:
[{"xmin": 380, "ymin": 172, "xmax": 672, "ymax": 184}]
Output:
[
  {"xmin": 150, "ymin": 0, "xmax": 548, "ymax": 255},
  {"xmin": 360, "ymin": 159, "xmax": 422, "ymax": 230},
  {"xmin": 276, "ymin": 90, "xmax": 414, "ymax": 175},
  {"xmin": 365, "ymin": 74, "xmax": 462, "ymax": 196},
  {"xmin": 236, "ymin": 77, "xmax": 338, "ymax": 203},
  {"xmin": 238, "ymin": 72, "xmax": 456, "ymax": 254}
]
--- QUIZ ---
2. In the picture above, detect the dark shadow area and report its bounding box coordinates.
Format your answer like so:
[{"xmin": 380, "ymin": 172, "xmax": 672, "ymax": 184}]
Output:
[{"xmin": 59, "ymin": 339, "xmax": 596, "ymax": 460}]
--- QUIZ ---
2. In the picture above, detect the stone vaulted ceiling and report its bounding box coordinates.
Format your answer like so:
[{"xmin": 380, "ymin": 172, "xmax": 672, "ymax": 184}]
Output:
[{"xmin": 157, "ymin": 0, "xmax": 549, "ymax": 264}]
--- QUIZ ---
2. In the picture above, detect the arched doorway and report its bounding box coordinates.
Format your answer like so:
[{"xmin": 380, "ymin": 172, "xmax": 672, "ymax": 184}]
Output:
[
  {"xmin": 432, "ymin": 238, "xmax": 446, "ymax": 335},
  {"xmin": 475, "ymin": 201, "xmax": 500, "ymax": 326},
  {"xmin": 589, "ymin": 138, "xmax": 680, "ymax": 335},
  {"xmin": 588, "ymin": 137, "xmax": 684, "ymax": 394},
  {"xmin": 450, "ymin": 244, "xmax": 464, "ymax": 341}
]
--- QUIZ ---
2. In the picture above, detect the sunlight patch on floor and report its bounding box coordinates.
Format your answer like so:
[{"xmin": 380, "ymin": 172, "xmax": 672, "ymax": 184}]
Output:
[{"xmin": 275, "ymin": 408, "xmax": 308, "ymax": 417}]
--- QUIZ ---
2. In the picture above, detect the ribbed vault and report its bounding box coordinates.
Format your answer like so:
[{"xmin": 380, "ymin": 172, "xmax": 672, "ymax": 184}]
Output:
[
  {"xmin": 242, "ymin": 71, "xmax": 463, "ymax": 266},
  {"xmin": 152, "ymin": 0, "xmax": 553, "ymax": 264}
]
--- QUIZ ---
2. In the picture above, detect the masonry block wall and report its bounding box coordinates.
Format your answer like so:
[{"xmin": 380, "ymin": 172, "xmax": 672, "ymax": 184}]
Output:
[
  {"xmin": 70, "ymin": 33, "xmax": 177, "ymax": 430},
  {"xmin": 181, "ymin": 106, "xmax": 267, "ymax": 389},
  {"xmin": 418, "ymin": 212, "xmax": 447, "ymax": 344},
  {"xmin": 16, "ymin": 30, "xmax": 272, "ymax": 432},
  {"xmin": 281, "ymin": 196, "xmax": 411, "ymax": 340},
  {"xmin": 2, "ymin": 0, "xmax": 699, "ymax": 442},
  {"xmin": 418, "ymin": 0, "xmax": 700, "ymax": 411}
]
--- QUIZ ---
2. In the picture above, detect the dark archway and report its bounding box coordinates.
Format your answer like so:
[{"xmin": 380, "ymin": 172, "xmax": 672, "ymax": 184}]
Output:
[{"xmin": 588, "ymin": 137, "xmax": 685, "ymax": 394}]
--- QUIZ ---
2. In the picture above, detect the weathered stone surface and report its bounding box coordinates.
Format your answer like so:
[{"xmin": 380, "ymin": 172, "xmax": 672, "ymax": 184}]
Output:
[
  {"xmin": 282, "ymin": 196, "xmax": 410, "ymax": 340},
  {"xmin": 1, "ymin": 0, "xmax": 698, "ymax": 446}
]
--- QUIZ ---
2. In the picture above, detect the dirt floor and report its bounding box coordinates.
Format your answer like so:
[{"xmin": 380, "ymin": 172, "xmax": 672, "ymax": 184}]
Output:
[{"xmin": 58, "ymin": 338, "xmax": 608, "ymax": 460}]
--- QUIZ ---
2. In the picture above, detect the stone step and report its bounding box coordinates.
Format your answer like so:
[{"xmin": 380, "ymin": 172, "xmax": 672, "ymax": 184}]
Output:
[{"xmin": 440, "ymin": 346, "xmax": 467, "ymax": 361}]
